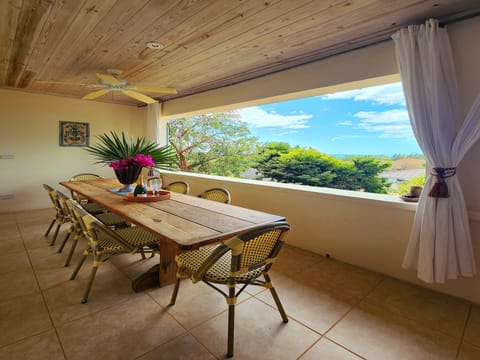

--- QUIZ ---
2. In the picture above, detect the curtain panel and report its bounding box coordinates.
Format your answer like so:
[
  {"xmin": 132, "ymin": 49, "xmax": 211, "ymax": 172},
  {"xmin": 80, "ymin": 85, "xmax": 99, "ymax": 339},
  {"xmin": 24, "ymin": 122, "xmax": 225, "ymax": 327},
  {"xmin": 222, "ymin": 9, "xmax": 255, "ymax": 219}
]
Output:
[
  {"xmin": 147, "ymin": 102, "xmax": 161, "ymax": 144},
  {"xmin": 392, "ymin": 19, "xmax": 480, "ymax": 283}
]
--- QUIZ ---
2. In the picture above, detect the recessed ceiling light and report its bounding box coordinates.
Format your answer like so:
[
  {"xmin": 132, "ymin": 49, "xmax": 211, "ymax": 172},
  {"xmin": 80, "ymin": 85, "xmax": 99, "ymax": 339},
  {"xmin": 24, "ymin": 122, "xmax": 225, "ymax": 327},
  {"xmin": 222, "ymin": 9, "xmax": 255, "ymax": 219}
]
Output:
[{"xmin": 146, "ymin": 41, "xmax": 164, "ymax": 50}]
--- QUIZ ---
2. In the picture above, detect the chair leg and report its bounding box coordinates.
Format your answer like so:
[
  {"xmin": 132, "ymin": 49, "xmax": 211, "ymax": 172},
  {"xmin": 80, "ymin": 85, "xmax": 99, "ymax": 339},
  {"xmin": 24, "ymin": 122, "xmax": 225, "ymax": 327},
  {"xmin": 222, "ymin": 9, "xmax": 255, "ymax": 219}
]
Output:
[
  {"xmin": 70, "ymin": 248, "xmax": 89, "ymax": 280},
  {"xmin": 264, "ymin": 273, "xmax": 288, "ymax": 322},
  {"xmin": 227, "ymin": 286, "xmax": 236, "ymax": 358},
  {"xmin": 169, "ymin": 277, "xmax": 181, "ymax": 306},
  {"xmin": 50, "ymin": 223, "xmax": 61, "ymax": 246},
  {"xmin": 57, "ymin": 229, "xmax": 72, "ymax": 253},
  {"xmin": 65, "ymin": 233, "xmax": 81, "ymax": 267},
  {"xmin": 45, "ymin": 219, "xmax": 55, "ymax": 237},
  {"xmin": 81, "ymin": 254, "xmax": 102, "ymax": 304}
]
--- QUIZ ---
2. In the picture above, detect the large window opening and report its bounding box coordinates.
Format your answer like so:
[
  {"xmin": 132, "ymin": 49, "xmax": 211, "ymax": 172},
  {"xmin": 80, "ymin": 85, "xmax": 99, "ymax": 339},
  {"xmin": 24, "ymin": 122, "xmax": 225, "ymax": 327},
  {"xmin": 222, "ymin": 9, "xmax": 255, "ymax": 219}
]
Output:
[{"xmin": 167, "ymin": 82, "xmax": 425, "ymax": 195}]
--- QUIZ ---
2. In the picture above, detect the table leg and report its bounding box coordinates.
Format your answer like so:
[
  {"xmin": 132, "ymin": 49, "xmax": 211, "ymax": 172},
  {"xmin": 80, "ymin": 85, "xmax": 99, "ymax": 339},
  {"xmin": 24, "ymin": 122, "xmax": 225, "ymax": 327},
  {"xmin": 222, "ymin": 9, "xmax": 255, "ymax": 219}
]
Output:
[
  {"xmin": 159, "ymin": 240, "xmax": 179, "ymax": 287},
  {"xmin": 131, "ymin": 240, "xmax": 179, "ymax": 292}
]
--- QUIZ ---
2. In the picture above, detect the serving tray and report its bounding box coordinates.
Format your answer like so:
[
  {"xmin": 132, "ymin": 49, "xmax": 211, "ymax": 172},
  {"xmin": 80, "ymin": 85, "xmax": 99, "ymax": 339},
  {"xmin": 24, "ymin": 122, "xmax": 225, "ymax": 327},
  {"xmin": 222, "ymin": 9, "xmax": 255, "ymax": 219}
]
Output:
[{"xmin": 124, "ymin": 190, "xmax": 170, "ymax": 202}]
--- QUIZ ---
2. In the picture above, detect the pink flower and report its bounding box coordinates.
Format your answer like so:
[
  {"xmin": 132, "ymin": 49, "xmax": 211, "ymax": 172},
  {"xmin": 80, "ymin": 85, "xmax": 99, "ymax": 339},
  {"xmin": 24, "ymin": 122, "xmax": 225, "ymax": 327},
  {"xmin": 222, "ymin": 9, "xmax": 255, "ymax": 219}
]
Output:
[{"xmin": 108, "ymin": 153, "xmax": 155, "ymax": 170}]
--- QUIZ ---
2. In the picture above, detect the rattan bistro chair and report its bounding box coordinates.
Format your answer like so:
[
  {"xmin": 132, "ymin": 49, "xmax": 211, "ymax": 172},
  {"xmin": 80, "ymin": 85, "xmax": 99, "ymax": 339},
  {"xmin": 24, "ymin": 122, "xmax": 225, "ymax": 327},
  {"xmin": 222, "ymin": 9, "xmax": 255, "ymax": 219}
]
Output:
[
  {"xmin": 68, "ymin": 199, "xmax": 160, "ymax": 303},
  {"xmin": 198, "ymin": 187, "xmax": 231, "ymax": 204},
  {"xmin": 69, "ymin": 173, "xmax": 106, "ymax": 215},
  {"xmin": 57, "ymin": 191, "xmax": 129, "ymax": 266},
  {"xmin": 169, "ymin": 221, "xmax": 290, "ymax": 357},
  {"xmin": 165, "ymin": 181, "xmax": 190, "ymax": 194},
  {"xmin": 43, "ymin": 184, "xmax": 71, "ymax": 246}
]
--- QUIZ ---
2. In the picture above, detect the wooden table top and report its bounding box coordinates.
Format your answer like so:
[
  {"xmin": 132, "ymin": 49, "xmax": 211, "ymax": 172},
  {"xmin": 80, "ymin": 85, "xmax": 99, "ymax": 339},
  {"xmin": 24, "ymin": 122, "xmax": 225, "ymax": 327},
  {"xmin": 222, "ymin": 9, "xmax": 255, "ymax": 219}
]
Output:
[{"xmin": 60, "ymin": 178, "xmax": 285, "ymax": 250}]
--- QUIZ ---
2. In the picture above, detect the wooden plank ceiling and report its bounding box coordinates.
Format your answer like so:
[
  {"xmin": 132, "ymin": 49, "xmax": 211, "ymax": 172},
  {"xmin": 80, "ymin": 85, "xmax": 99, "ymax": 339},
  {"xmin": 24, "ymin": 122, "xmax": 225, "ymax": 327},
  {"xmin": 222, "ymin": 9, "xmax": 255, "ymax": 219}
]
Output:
[{"xmin": 1, "ymin": 0, "xmax": 479, "ymax": 106}]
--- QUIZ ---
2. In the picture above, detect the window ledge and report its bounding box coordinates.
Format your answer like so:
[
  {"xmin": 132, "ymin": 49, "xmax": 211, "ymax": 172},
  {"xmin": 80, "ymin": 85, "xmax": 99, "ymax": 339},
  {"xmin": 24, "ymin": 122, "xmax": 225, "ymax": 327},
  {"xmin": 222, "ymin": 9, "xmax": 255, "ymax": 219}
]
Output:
[{"xmin": 162, "ymin": 170, "xmax": 418, "ymax": 212}]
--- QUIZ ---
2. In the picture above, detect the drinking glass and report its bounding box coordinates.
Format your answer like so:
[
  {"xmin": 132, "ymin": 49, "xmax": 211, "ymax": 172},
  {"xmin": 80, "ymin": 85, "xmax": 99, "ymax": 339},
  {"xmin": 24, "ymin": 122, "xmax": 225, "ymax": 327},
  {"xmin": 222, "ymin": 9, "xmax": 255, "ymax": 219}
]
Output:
[{"xmin": 148, "ymin": 178, "xmax": 157, "ymax": 195}]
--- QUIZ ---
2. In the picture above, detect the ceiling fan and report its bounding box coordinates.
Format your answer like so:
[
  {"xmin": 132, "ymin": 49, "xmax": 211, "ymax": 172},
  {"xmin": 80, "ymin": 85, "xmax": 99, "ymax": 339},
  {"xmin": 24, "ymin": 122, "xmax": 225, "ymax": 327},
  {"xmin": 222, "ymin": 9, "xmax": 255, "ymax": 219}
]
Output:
[{"xmin": 39, "ymin": 69, "xmax": 177, "ymax": 104}]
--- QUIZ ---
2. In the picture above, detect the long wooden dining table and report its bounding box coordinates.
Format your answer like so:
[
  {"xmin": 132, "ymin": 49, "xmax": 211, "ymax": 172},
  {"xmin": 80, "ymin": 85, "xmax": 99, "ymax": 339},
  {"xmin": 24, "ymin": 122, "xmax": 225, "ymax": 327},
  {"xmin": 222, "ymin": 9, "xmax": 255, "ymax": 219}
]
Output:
[{"xmin": 60, "ymin": 178, "xmax": 285, "ymax": 287}]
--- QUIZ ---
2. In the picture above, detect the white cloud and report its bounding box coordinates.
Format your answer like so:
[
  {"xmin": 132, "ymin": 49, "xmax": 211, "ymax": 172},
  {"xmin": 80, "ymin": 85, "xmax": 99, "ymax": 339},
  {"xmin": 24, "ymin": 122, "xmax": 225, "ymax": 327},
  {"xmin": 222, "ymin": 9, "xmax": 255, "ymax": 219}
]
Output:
[
  {"xmin": 331, "ymin": 135, "xmax": 365, "ymax": 141},
  {"xmin": 337, "ymin": 120, "xmax": 353, "ymax": 126},
  {"xmin": 237, "ymin": 106, "xmax": 312, "ymax": 129},
  {"xmin": 322, "ymin": 82, "xmax": 406, "ymax": 106},
  {"xmin": 353, "ymin": 109, "xmax": 414, "ymax": 139}
]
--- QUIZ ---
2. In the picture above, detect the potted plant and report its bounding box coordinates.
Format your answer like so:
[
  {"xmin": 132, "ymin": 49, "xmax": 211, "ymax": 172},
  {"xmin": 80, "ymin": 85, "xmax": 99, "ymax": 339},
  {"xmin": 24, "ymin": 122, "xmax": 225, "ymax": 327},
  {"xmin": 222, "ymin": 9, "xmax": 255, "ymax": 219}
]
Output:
[{"xmin": 85, "ymin": 131, "xmax": 177, "ymax": 192}]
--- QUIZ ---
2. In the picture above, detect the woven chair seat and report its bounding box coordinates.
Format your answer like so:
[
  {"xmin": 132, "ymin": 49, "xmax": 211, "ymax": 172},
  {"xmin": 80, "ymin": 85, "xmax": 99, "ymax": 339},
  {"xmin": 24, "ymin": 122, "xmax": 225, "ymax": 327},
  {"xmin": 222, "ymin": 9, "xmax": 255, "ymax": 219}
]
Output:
[
  {"xmin": 96, "ymin": 212, "xmax": 128, "ymax": 228},
  {"xmin": 95, "ymin": 234, "xmax": 125, "ymax": 252},
  {"xmin": 177, "ymin": 246, "xmax": 263, "ymax": 283},
  {"xmin": 81, "ymin": 202, "xmax": 105, "ymax": 215},
  {"xmin": 115, "ymin": 227, "xmax": 158, "ymax": 248}
]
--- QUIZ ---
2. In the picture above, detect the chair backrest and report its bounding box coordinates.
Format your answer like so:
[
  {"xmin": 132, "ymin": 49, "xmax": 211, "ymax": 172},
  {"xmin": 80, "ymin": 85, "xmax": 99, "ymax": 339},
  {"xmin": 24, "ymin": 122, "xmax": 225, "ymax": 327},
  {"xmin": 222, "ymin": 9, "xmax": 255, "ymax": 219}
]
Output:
[
  {"xmin": 198, "ymin": 187, "xmax": 231, "ymax": 204},
  {"xmin": 69, "ymin": 173, "xmax": 103, "ymax": 200},
  {"xmin": 69, "ymin": 173, "xmax": 103, "ymax": 181},
  {"xmin": 192, "ymin": 221, "xmax": 290, "ymax": 282},
  {"xmin": 66, "ymin": 199, "xmax": 134, "ymax": 253},
  {"xmin": 56, "ymin": 190, "xmax": 73, "ymax": 218},
  {"xmin": 166, "ymin": 181, "xmax": 190, "ymax": 194},
  {"xmin": 43, "ymin": 184, "xmax": 66, "ymax": 217}
]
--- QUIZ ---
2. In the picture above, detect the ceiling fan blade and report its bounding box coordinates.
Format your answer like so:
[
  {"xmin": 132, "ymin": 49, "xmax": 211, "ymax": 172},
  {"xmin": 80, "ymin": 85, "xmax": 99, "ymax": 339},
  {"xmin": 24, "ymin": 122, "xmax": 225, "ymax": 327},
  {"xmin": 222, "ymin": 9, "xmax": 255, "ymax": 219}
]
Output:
[
  {"xmin": 82, "ymin": 89, "xmax": 112, "ymax": 100},
  {"xmin": 121, "ymin": 89, "xmax": 158, "ymax": 104},
  {"xmin": 128, "ymin": 85, "xmax": 177, "ymax": 94},
  {"xmin": 96, "ymin": 73, "xmax": 121, "ymax": 85}
]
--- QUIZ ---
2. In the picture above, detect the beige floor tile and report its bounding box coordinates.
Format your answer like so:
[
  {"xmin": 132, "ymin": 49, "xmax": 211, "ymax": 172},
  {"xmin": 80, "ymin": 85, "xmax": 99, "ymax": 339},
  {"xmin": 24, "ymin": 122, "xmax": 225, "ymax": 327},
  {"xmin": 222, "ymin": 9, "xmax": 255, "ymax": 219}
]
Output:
[
  {"xmin": 274, "ymin": 245, "xmax": 328, "ymax": 275},
  {"xmin": 0, "ymin": 224, "xmax": 24, "ymax": 254},
  {"xmin": 137, "ymin": 334, "xmax": 216, "ymax": 360},
  {"xmin": 19, "ymin": 225, "xmax": 62, "ymax": 250},
  {"xmin": 0, "ymin": 268, "xmax": 40, "ymax": 300},
  {"xmin": 255, "ymin": 271, "xmax": 353, "ymax": 334},
  {"xmin": 57, "ymin": 294, "xmax": 186, "ymax": 360},
  {"xmin": 43, "ymin": 263, "xmax": 136, "ymax": 326},
  {"xmin": 300, "ymin": 338, "xmax": 364, "ymax": 360},
  {"xmin": 0, "ymin": 249, "xmax": 31, "ymax": 274},
  {"xmin": 0, "ymin": 234, "xmax": 25, "ymax": 255},
  {"xmin": 15, "ymin": 208, "xmax": 55, "ymax": 222},
  {"xmin": 0, "ymin": 292, "xmax": 52, "ymax": 347},
  {"xmin": 458, "ymin": 342, "xmax": 480, "ymax": 360},
  {"xmin": 0, "ymin": 223, "xmax": 21, "ymax": 238},
  {"xmin": 109, "ymin": 253, "xmax": 160, "ymax": 280},
  {"xmin": 190, "ymin": 297, "xmax": 320, "ymax": 359},
  {"xmin": 27, "ymin": 244, "xmax": 89, "ymax": 290},
  {"xmin": 304, "ymin": 257, "xmax": 384, "ymax": 304},
  {"xmin": 464, "ymin": 304, "xmax": 480, "ymax": 346},
  {"xmin": 327, "ymin": 304, "xmax": 459, "ymax": 360},
  {"xmin": 363, "ymin": 277, "xmax": 470, "ymax": 338},
  {"xmin": 0, "ymin": 213, "xmax": 16, "ymax": 225},
  {"xmin": 0, "ymin": 329, "xmax": 64, "ymax": 360},
  {"xmin": 149, "ymin": 279, "xmax": 252, "ymax": 330}
]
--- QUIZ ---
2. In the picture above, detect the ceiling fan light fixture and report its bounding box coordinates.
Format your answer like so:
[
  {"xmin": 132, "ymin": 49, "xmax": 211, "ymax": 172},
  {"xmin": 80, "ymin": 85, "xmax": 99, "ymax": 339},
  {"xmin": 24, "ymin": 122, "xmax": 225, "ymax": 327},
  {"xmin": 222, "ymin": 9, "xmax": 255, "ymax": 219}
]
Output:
[{"xmin": 146, "ymin": 41, "xmax": 164, "ymax": 50}]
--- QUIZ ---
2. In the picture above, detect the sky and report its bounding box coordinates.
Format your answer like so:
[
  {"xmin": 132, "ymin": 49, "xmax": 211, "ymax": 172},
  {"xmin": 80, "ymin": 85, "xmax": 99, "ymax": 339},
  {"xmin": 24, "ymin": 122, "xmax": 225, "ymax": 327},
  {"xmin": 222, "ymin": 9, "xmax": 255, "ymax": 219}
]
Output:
[{"xmin": 236, "ymin": 82, "xmax": 422, "ymax": 156}]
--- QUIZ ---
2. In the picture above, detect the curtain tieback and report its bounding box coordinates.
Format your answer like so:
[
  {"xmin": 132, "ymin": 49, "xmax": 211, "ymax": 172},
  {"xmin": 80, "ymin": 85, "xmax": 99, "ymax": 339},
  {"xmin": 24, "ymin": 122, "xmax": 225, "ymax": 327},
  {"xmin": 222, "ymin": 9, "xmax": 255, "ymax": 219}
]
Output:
[{"xmin": 428, "ymin": 167, "xmax": 456, "ymax": 198}]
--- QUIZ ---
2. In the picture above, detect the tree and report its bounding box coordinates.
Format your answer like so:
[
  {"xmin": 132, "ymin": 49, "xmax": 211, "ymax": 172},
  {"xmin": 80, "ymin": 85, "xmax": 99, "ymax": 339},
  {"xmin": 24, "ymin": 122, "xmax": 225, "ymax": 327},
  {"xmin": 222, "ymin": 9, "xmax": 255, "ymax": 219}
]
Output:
[
  {"xmin": 255, "ymin": 144, "xmax": 391, "ymax": 193},
  {"xmin": 168, "ymin": 112, "xmax": 259, "ymax": 176}
]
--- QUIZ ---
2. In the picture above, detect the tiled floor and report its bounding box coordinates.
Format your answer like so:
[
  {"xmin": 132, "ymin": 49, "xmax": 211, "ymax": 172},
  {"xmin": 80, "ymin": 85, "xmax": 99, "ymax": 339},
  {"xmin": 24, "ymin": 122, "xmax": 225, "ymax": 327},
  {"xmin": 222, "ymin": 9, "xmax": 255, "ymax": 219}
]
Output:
[{"xmin": 2, "ymin": 208, "xmax": 480, "ymax": 360}]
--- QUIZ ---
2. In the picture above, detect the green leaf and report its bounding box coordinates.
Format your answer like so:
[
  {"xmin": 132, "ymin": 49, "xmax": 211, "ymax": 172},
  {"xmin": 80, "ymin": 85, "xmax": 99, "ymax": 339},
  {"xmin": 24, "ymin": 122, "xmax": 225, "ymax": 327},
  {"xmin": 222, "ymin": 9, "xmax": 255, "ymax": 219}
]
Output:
[{"xmin": 85, "ymin": 131, "xmax": 177, "ymax": 170}]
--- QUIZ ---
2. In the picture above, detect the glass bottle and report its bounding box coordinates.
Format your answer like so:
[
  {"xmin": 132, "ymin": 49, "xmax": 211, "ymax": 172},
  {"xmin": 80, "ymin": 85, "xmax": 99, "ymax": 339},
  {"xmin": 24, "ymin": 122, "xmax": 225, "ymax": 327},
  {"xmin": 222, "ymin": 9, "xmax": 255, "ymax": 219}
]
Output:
[{"xmin": 133, "ymin": 174, "xmax": 147, "ymax": 197}]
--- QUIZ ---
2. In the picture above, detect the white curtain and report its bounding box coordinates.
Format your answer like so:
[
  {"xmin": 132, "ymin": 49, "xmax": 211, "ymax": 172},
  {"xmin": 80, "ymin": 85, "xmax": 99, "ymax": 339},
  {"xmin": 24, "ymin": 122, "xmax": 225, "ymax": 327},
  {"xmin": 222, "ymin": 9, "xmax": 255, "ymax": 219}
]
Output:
[
  {"xmin": 147, "ymin": 102, "xmax": 161, "ymax": 144},
  {"xmin": 392, "ymin": 19, "xmax": 480, "ymax": 283}
]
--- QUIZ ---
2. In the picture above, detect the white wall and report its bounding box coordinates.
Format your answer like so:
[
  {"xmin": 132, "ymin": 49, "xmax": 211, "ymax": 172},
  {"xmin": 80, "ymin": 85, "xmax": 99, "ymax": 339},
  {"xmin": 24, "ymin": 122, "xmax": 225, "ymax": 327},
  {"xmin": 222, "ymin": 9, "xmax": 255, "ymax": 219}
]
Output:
[{"xmin": 0, "ymin": 89, "xmax": 146, "ymax": 212}]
